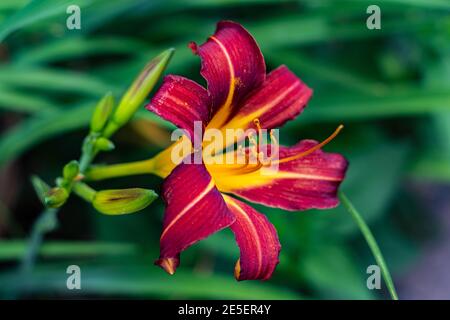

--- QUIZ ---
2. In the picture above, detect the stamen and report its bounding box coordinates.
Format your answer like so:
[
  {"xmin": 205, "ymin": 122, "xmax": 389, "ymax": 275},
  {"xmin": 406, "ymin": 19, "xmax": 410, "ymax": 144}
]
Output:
[
  {"xmin": 257, "ymin": 129, "xmax": 279, "ymax": 165},
  {"xmin": 257, "ymin": 151, "xmax": 268, "ymax": 165},
  {"xmin": 248, "ymin": 131, "xmax": 257, "ymax": 146},
  {"xmin": 247, "ymin": 132, "xmax": 259, "ymax": 163},
  {"xmin": 237, "ymin": 144, "xmax": 244, "ymax": 156},
  {"xmin": 253, "ymin": 118, "xmax": 263, "ymax": 152},
  {"xmin": 268, "ymin": 129, "xmax": 279, "ymax": 162},
  {"xmin": 253, "ymin": 118, "xmax": 262, "ymax": 132},
  {"xmin": 275, "ymin": 124, "xmax": 344, "ymax": 164}
]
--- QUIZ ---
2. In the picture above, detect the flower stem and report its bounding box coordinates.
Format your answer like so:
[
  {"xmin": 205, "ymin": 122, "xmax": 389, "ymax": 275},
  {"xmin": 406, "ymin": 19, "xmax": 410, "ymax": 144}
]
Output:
[
  {"xmin": 21, "ymin": 136, "xmax": 98, "ymax": 276},
  {"xmin": 85, "ymin": 158, "xmax": 155, "ymax": 181},
  {"xmin": 20, "ymin": 208, "xmax": 58, "ymax": 274},
  {"xmin": 72, "ymin": 182, "xmax": 97, "ymax": 202},
  {"xmin": 79, "ymin": 135, "xmax": 98, "ymax": 173},
  {"xmin": 79, "ymin": 150, "xmax": 95, "ymax": 173},
  {"xmin": 338, "ymin": 191, "xmax": 399, "ymax": 300}
]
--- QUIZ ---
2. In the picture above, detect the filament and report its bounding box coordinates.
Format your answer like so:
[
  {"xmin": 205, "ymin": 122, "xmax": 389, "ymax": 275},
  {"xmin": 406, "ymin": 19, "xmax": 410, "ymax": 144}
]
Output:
[{"xmin": 274, "ymin": 124, "xmax": 344, "ymax": 164}]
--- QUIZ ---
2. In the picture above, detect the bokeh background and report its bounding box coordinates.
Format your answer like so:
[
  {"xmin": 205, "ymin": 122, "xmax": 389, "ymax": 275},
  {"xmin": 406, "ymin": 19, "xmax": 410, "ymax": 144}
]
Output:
[{"xmin": 0, "ymin": 0, "xmax": 449, "ymax": 299}]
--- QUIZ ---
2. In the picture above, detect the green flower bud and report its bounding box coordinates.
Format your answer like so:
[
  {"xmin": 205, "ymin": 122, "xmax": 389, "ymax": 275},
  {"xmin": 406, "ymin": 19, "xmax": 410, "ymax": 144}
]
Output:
[
  {"xmin": 94, "ymin": 137, "xmax": 115, "ymax": 152},
  {"xmin": 90, "ymin": 92, "xmax": 114, "ymax": 133},
  {"xmin": 63, "ymin": 160, "xmax": 80, "ymax": 181},
  {"xmin": 93, "ymin": 188, "xmax": 158, "ymax": 215},
  {"xmin": 31, "ymin": 175, "xmax": 50, "ymax": 205},
  {"xmin": 45, "ymin": 187, "xmax": 69, "ymax": 208},
  {"xmin": 103, "ymin": 48, "xmax": 174, "ymax": 137}
]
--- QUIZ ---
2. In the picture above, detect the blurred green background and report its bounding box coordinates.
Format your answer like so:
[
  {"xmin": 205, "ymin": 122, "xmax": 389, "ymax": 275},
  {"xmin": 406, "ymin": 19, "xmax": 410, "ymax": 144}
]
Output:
[{"xmin": 0, "ymin": 0, "xmax": 449, "ymax": 299}]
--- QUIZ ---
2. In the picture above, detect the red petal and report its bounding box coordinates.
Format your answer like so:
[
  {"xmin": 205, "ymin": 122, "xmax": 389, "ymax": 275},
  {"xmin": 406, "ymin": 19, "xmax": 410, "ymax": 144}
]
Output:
[
  {"xmin": 155, "ymin": 162, "xmax": 235, "ymax": 274},
  {"xmin": 225, "ymin": 65, "xmax": 313, "ymax": 131},
  {"xmin": 191, "ymin": 21, "xmax": 266, "ymax": 127},
  {"xmin": 223, "ymin": 195, "xmax": 281, "ymax": 281},
  {"xmin": 215, "ymin": 140, "xmax": 348, "ymax": 211},
  {"xmin": 146, "ymin": 75, "xmax": 210, "ymax": 142}
]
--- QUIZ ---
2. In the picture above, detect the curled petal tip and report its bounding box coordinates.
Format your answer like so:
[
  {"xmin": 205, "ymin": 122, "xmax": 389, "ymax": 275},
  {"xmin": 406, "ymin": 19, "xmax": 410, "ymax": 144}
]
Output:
[
  {"xmin": 188, "ymin": 41, "xmax": 198, "ymax": 54},
  {"xmin": 156, "ymin": 257, "xmax": 178, "ymax": 275},
  {"xmin": 234, "ymin": 259, "xmax": 241, "ymax": 281}
]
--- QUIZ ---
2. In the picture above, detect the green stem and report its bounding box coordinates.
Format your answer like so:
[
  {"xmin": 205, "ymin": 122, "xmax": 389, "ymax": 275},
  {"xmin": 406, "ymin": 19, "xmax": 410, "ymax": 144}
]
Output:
[
  {"xmin": 79, "ymin": 150, "xmax": 94, "ymax": 173},
  {"xmin": 20, "ymin": 208, "xmax": 58, "ymax": 274},
  {"xmin": 102, "ymin": 119, "xmax": 121, "ymax": 139},
  {"xmin": 72, "ymin": 182, "xmax": 97, "ymax": 202},
  {"xmin": 22, "ymin": 135, "xmax": 99, "ymax": 277},
  {"xmin": 79, "ymin": 135, "xmax": 98, "ymax": 173},
  {"xmin": 85, "ymin": 158, "xmax": 155, "ymax": 181},
  {"xmin": 339, "ymin": 191, "xmax": 399, "ymax": 300}
]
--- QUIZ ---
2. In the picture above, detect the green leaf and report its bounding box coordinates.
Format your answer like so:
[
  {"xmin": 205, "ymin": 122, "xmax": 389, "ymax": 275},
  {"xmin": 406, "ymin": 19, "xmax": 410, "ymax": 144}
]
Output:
[
  {"xmin": 0, "ymin": 102, "xmax": 93, "ymax": 167},
  {"xmin": 15, "ymin": 37, "xmax": 149, "ymax": 65},
  {"xmin": 0, "ymin": 66, "xmax": 117, "ymax": 96},
  {"xmin": 0, "ymin": 262, "xmax": 302, "ymax": 299},
  {"xmin": 0, "ymin": 0, "xmax": 92, "ymax": 42},
  {"xmin": 294, "ymin": 89, "xmax": 450, "ymax": 124},
  {"xmin": 0, "ymin": 241, "xmax": 138, "ymax": 260},
  {"xmin": 270, "ymin": 50, "xmax": 388, "ymax": 96},
  {"xmin": 0, "ymin": 102, "xmax": 174, "ymax": 168},
  {"xmin": 0, "ymin": 86, "xmax": 58, "ymax": 113},
  {"xmin": 323, "ymin": 142, "xmax": 410, "ymax": 236},
  {"xmin": 410, "ymin": 154, "xmax": 450, "ymax": 182},
  {"xmin": 301, "ymin": 243, "xmax": 375, "ymax": 299}
]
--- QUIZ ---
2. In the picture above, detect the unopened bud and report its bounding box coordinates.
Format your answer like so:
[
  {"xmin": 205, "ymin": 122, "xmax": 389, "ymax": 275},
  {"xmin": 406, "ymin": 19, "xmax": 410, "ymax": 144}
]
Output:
[
  {"xmin": 45, "ymin": 187, "xmax": 69, "ymax": 208},
  {"xmin": 90, "ymin": 92, "xmax": 114, "ymax": 133},
  {"xmin": 31, "ymin": 175, "xmax": 50, "ymax": 205},
  {"xmin": 103, "ymin": 48, "xmax": 174, "ymax": 137},
  {"xmin": 95, "ymin": 137, "xmax": 115, "ymax": 151},
  {"xmin": 63, "ymin": 160, "xmax": 80, "ymax": 181},
  {"xmin": 93, "ymin": 188, "xmax": 158, "ymax": 215}
]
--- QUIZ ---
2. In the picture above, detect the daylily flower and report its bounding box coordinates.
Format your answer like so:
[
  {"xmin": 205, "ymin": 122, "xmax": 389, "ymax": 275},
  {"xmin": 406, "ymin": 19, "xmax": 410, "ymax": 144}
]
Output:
[{"xmin": 145, "ymin": 21, "xmax": 348, "ymax": 280}]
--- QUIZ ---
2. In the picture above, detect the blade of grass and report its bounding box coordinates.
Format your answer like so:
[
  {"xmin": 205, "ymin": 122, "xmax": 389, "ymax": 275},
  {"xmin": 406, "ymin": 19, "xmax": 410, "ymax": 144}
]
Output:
[
  {"xmin": 0, "ymin": 102, "xmax": 93, "ymax": 167},
  {"xmin": 409, "ymin": 155, "xmax": 450, "ymax": 182},
  {"xmin": 339, "ymin": 191, "xmax": 398, "ymax": 300},
  {"xmin": 297, "ymin": 89, "xmax": 450, "ymax": 124},
  {"xmin": 0, "ymin": 240, "xmax": 137, "ymax": 260},
  {"xmin": 0, "ymin": 101, "xmax": 174, "ymax": 167},
  {"xmin": 0, "ymin": 66, "xmax": 118, "ymax": 96},
  {"xmin": 270, "ymin": 50, "xmax": 388, "ymax": 96},
  {"xmin": 0, "ymin": 263, "xmax": 303, "ymax": 299},
  {"xmin": 0, "ymin": 86, "xmax": 58, "ymax": 113},
  {"xmin": 15, "ymin": 37, "xmax": 150, "ymax": 65},
  {"xmin": 251, "ymin": 13, "xmax": 442, "ymax": 48},
  {"xmin": 0, "ymin": 0, "xmax": 92, "ymax": 42}
]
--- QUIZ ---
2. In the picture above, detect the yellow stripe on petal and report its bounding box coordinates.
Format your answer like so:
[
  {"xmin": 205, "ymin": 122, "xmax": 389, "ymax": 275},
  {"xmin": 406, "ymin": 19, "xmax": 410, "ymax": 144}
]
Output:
[
  {"xmin": 151, "ymin": 135, "xmax": 193, "ymax": 178},
  {"xmin": 223, "ymin": 195, "xmax": 263, "ymax": 278},
  {"xmin": 160, "ymin": 178, "xmax": 215, "ymax": 240},
  {"xmin": 206, "ymin": 35, "xmax": 236, "ymax": 129}
]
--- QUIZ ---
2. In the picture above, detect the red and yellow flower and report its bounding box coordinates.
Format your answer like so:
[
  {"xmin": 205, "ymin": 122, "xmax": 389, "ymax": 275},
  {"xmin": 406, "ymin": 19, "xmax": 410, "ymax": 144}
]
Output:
[{"xmin": 145, "ymin": 21, "xmax": 348, "ymax": 280}]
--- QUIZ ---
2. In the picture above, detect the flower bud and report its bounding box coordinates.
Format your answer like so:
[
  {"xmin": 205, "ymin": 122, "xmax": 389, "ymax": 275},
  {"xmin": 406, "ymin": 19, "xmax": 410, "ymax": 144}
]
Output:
[
  {"xmin": 94, "ymin": 137, "xmax": 115, "ymax": 152},
  {"xmin": 63, "ymin": 160, "xmax": 80, "ymax": 181},
  {"xmin": 103, "ymin": 48, "xmax": 174, "ymax": 137},
  {"xmin": 31, "ymin": 175, "xmax": 50, "ymax": 205},
  {"xmin": 45, "ymin": 187, "xmax": 69, "ymax": 208},
  {"xmin": 93, "ymin": 188, "xmax": 158, "ymax": 215},
  {"xmin": 90, "ymin": 92, "xmax": 114, "ymax": 133}
]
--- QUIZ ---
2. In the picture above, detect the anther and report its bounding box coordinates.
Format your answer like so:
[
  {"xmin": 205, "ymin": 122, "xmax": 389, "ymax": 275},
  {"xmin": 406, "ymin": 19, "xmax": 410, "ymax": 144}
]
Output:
[
  {"xmin": 275, "ymin": 124, "xmax": 344, "ymax": 164},
  {"xmin": 253, "ymin": 118, "xmax": 262, "ymax": 132}
]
